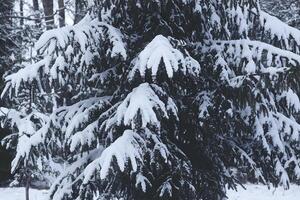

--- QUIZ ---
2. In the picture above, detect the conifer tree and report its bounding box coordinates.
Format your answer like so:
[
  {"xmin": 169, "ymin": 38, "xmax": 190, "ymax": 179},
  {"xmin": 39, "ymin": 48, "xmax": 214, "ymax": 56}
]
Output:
[{"xmin": 2, "ymin": 0, "xmax": 300, "ymax": 200}]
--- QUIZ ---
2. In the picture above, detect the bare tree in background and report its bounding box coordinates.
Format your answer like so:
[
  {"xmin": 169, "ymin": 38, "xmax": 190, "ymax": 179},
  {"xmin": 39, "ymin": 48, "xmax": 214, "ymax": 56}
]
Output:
[
  {"xmin": 74, "ymin": 0, "xmax": 86, "ymax": 24},
  {"xmin": 19, "ymin": 0, "xmax": 24, "ymax": 26},
  {"xmin": 58, "ymin": 0, "xmax": 65, "ymax": 27},
  {"xmin": 42, "ymin": 0, "xmax": 54, "ymax": 29},
  {"xmin": 32, "ymin": 0, "xmax": 40, "ymax": 25}
]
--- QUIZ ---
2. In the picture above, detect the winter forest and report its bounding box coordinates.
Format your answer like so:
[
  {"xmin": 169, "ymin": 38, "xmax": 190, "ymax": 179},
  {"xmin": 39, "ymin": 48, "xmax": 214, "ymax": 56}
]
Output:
[{"xmin": 1, "ymin": 0, "xmax": 300, "ymax": 200}]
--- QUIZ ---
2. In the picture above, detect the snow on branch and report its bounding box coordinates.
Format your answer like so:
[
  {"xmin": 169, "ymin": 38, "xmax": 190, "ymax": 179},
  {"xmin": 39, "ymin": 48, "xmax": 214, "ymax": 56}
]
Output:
[
  {"xmin": 0, "ymin": 108, "xmax": 50, "ymax": 173},
  {"xmin": 158, "ymin": 179, "xmax": 173, "ymax": 198},
  {"xmin": 135, "ymin": 172, "xmax": 152, "ymax": 192},
  {"xmin": 258, "ymin": 112, "xmax": 300, "ymax": 149},
  {"xmin": 106, "ymin": 83, "xmax": 177, "ymax": 130},
  {"xmin": 200, "ymin": 39, "xmax": 300, "ymax": 88},
  {"xmin": 208, "ymin": 39, "xmax": 300, "ymax": 66},
  {"xmin": 50, "ymin": 97, "xmax": 111, "ymax": 151},
  {"xmin": 260, "ymin": 11, "xmax": 300, "ymax": 52},
  {"xmin": 83, "ymin": 130, "xmax": 145, "ymax": 182},
  {"xmin": 278, "ymin": 88, "xmax": 300, "ymax": 113},
  {"xmin": 2, "ymin": 13, "xmax": 127, "ymax": 97},
  {"xmin": 35, "ymin": 13, "xmax": 126, "ymax": 59},
  {"xmin": 226, "ymin": 6, "xmax": 300, "ymax": 52},
  {"xmin": 48, "ymin": 148, "xmax": 104, "ymax": 200},
  {"xmin": 231, "ymin": 143, "xmax": 266, "ymax": 184},
  {"xmin": 254, "ymin": 110, "xmax": 300, "ymax": 188},
  {"xmin": 129, "ymin": 35, "xmax": 200, "ymax": 80}
]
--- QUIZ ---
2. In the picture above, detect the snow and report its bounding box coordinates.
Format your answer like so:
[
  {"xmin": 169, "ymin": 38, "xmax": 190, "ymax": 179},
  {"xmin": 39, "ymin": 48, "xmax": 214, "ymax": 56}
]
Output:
[
  {"xmin": 279, "ymin": 89, "xmax": 300, "ymax": 112},
  {"xmin": 129, "ymin": 35, "xmax": 200, "ymax": 80},
  {"xmin": 83, "ymin": 130, "xmax": 145, "ymax": 182},
  {"xmin": 200, "ymin": 37, "xmax": 300, "ymax": 89},
  {"xmin": 129, "ymin": 35, "xmax": 184, "ymax": 79},
  {"xmin": 135, "ymin": 173, "xmax": 151, "ymax": 192},
  {"xmin": 260, "ymin": 11, "xmax": 300, "ymax": 50},
  {"xmin": 2, "ymin": 109, "xmax": 49, "ymax": 173},
  {"xmin": 159, "ymin": 180, "xmax": 173, "ymax": 198},
  {"xmin": 0, "ymin": 187, "xmax": 47, "ymax": 200},
  {"xmin": 47, "ymin": 149, "xmax": 104, "ymax": 200},
  {"xmin": 245, "ymin": 59, "xmax": 256, "ymax": 74},
  {"xmin": 227, "ymin": 184, "xmax": 300, "ymax": 200},
  {"xmin": 88, "ymin": 67, "xmax": 117, "ymax": 84},
  {"xmin": 1, "ymin": 184, "xmax": 300, "ymax": 200},
  {"xmin": 108, "ymin": 83, "xmax": 170, "ymax": 129},
  {"xmin": 3, "ymin": 2, "xmax": 300, "ymax": 200},
  {"xmin": 209, "ymin": 39, "xmax": 300, "ymax": 68},
  {"xmin": 97, "ymin": 130, "xmax": 143, "ymax": 178},
  {"xmin": 2, "ymin": 14, "xmax": 127, "ymax": 97}
]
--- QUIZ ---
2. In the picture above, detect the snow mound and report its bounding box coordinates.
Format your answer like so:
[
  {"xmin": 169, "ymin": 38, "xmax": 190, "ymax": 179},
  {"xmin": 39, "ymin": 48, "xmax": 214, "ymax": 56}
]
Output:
[
  {"xmin": 0, "ymin": 187, "xmax": 47, "ymax": 200},
  {"xmin": 227, "ymin": 184, "xmax": 300, "ymax": 200}
]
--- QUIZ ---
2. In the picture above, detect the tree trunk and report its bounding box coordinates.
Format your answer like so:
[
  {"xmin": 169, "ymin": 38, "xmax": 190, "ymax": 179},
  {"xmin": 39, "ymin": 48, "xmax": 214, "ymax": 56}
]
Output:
[
  {"xmin": 41, "ymin": 0, "xmax": 54, "ymax": 30},
  {"xmin": 20, "ymin": 0, "xmax": 24, "ymax": 26},
  {"xmin": 58, "ymin": 0, "xmax": 65, "ymax": 27},
  {"xmin": 74, "ymin": 0, "xmax": 85, "ymax": 24},
  {"xmin": 25, "ymin": 175, "xmax": 30, "ymax": 200},
  {"xmin": 32, "ymin": 0, "xmax": 40, "ymax": 25}
]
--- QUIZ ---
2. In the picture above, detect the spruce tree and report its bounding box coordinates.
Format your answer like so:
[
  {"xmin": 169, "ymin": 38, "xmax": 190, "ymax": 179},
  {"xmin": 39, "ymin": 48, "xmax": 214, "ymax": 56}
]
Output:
[{"xmin": 2, "ymin": 0, "xmax": 300, "ymax": 200}]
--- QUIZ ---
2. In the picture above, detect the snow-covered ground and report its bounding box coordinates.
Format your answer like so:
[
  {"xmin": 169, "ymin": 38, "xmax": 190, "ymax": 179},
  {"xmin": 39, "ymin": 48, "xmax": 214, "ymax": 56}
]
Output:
[
  {"xmin": 227, "ymin": 184, "xmax": 300, "ymax": 200},
  {"xmin": 0, "ymin": 187, "xmax": 47, "ymax": 200},
  {"xmin": 0, "ymin": 184, "xmax": 300, "ymax": 200}
]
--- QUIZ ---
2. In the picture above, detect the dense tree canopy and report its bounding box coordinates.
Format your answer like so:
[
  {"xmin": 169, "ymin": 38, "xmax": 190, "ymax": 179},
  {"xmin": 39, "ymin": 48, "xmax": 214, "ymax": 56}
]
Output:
[{"xmin": 2, "ymin": 0, "xmax": 300, "ymax": 200}]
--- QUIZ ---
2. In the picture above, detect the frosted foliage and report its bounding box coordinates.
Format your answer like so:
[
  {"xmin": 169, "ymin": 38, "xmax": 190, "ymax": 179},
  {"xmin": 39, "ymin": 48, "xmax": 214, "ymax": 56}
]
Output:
[
  {"xmin": 0, "ymin": 108, "xmax": 49, "ymax": 173},
  {"xmin": 225, "ymin": 6, "xmax": 300, "ymax": 51},
  {"xmin": 47, "ymin": 99, "xmax": 115, "ymax": 159},
  {"xmin": 260, "ymin": 12, "xmax": 300, "ymax": 51},
  {"xmin": 107, "ymin": 83, "xmax": 177, "ymax": 129},
  {"xmin": 69, "ymin": 121, "xmax": 98, "ymax": 152},
  {"xmin": 58, "ymin": 98, "xmax": 108, "ymax": 135},
  {"xmin": 129, "ymin": 35, "xmax": 200, "ymax": 79},
  {"xmin": 159, "ymin": 180, "xmax": 173, "ymax": 198},
  {"xmin": 144, "ymin": 128, "xmax": 169, "ymax": 162},
  {"xmin": 197, "ymin": 91, "xmax": 213, "ymax": 120},
  {"xmin": 275, "ymin": 159, "xmax": 290, "ymax": 189},
  {"xmin": 83, "ymin": 130, "xmax": 144, "ymax": 182},
  {"xmin": 245, "ymin": 107, "xmax": 300, "ymax": 188},
  {"xmin": 195, "ymin": 3, "xmax": 300, "ymax": 189},
  {"xmin": 4, "ymin": 1, "xmax": 300, "ymax": 199},
  {"xmin": 48, "ymin": 149, "xmax": 104, "ymax": 200},
  {"xmin": 202, "ymin": 38, "xmax": 300, "ymax": 88},
  {"xmin": 4, "ymin": 96, "xmax": 110, "ymax": 175},
  {"xmin": 135, "ymin": 173, "xmax": 151, "ymax": 192},
  {"xmin": 2, "ymin": 14, "xmax": 126, "ymax": 97},
  {"xmin": 279, "ymin": 89, "xmax": 300, "ymax": 112},
  {"xmin": 214, "ymin": 54, "xmax": 234, "ymax": 83},
  {"xmin": 52, "ymin": 97, "xmax": 110, "ymax": 151}
]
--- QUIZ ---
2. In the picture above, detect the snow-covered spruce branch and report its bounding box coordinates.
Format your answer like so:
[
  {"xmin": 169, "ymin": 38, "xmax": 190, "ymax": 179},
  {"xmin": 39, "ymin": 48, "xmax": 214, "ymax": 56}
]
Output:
[{"xmin": 2, "ymin": 13, "xmax": 126, "ymax": 98}]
